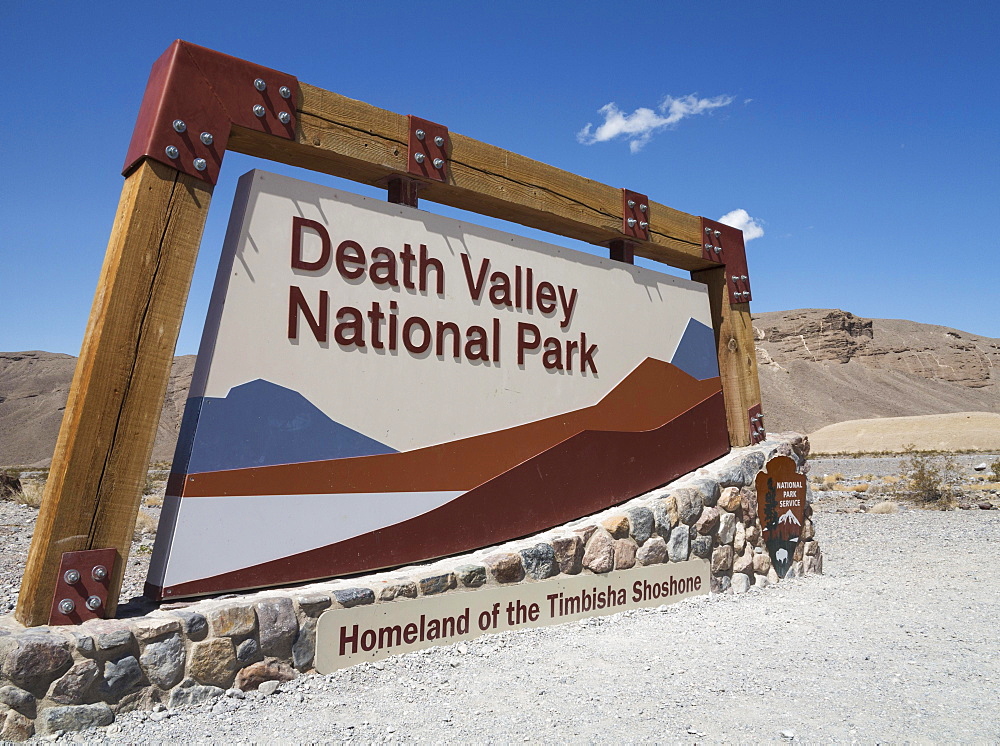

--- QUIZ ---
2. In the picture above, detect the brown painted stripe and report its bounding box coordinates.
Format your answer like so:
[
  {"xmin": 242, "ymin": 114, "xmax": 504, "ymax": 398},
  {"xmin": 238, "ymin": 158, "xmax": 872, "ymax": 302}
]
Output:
[
  {"xmin": 159, "ymin": 390, "xmax": 728, "ymax": 599},
  {"xmin": 176, "ymin": 359, "xmax": 721, "ymax": 497}
]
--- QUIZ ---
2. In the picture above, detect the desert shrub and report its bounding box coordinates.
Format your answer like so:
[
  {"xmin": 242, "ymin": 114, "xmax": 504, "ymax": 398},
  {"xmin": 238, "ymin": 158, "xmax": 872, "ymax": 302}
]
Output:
[
  {"xmin": 991, "ymin": 458, "xmax": 1000, "ymax": 482},
  {"xmin": 14, "ymin": 480, "xmax": 45, "ymax": 508},
  {"xmin": 848, "ymin": 483, "xmax": 870, "ymax": 493},
  {"xmin": 0, "ymin": 470, "xmax": 23, "ymax": 500},
  {"xmin": 897, "ymin": 445, "xmax": 961, "ymax": 508},
  {"xmin": 134, "ymin": 510, "xmax": 159, "ymax": 540},
  {"xmin": 869, "ymin": 500, "xmax": 898, "ymax": 514}
]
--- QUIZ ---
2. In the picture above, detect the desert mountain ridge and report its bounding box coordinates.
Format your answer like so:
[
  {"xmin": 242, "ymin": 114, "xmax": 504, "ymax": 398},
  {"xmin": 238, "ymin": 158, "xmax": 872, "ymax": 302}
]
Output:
[
  {"xmin": 754, "ymin": 309, "xmax": 999, "ymax": 435},
  {"xmin": 2, "ymin": 308, "xmax": 998, "ymax": 466}
]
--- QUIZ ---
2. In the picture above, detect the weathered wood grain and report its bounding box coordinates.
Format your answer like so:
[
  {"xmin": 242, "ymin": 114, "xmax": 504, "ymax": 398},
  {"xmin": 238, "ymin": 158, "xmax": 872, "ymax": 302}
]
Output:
[
  {"xmin": 690, "ymin": 267, "xmax": 762, "ymax": 446},
  {"xmin": 228, "ymin": 83, "xmax": 709, "ymax": 270},
  {"xmin": 16, "ymin": 160, "xmax": 213, "ymax": 626}
]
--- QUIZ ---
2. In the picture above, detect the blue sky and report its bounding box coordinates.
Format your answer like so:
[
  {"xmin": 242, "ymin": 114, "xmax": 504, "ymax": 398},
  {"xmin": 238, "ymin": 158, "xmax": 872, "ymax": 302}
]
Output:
[{"xmin": 2, "ymin": 1, "xmax": 998, "ymax": 356}]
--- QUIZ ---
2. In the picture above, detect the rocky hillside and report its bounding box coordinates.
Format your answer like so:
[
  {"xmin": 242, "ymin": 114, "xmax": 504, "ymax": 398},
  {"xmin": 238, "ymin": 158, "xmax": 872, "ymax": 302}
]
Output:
[
  {"xmin": 0, "ymin": 352, "xmax": 195, "ymax": 467},
  {"xmin": 2, "ymin": 309, "xmax": 998, "ymax": 466},
  {"xmin": 755, "ymin": 309, "xmax": 1000, "ymax": 434}
]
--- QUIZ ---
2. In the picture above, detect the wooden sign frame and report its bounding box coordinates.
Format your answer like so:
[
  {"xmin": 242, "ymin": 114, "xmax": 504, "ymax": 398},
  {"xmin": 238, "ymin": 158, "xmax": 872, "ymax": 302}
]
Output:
[{"xmin": 16, "ymin": 41, "xmax": 761, "ymax": 626}]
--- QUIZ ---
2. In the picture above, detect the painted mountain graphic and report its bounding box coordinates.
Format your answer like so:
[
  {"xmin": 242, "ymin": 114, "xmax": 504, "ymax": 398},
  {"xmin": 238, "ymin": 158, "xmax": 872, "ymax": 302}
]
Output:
[
  {"xmin": 778, "ymin": 509, "xmax": 801, "ymax": 526},
  {"xmin": 766, "ymin": 511, "xmax": 804, "ymax": 542},
  {"xmin": 671, "ymin": 318, "xmax": 720, "ymax": 381},
  {"xmin": 176, "ymin": 379, "xmax": 395, "ymax": 473},
  {"xmin": 158, "ymin": 379, "xmax": 729, "ymax": 599},
  {"xmin": 173, "ymin": 358, "xmax": 722, "ymax": 498},
  {"xmin": 152, "ymin": 357, "xmax": 730, "ymax": 599}
]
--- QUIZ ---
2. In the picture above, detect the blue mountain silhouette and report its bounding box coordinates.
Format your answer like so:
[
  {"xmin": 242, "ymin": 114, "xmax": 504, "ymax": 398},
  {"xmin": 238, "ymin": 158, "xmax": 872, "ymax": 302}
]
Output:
[
  {"xmin": 174, "ymin": 379, "xmax": 396, "ymax": 473},
  {"xmin": 670, "ymin": 318, "xmax": 720, "ymax": 380}
]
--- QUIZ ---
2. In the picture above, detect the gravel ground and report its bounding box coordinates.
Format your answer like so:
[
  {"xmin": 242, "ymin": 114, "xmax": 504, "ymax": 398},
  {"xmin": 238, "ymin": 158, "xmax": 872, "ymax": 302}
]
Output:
[
  {"xmin": 3, "ymin": 458, "xmax": 1000, "ymax": 742},
  {"xmin": 0, "ymin": 495, "xmax": 157, "ymax": 618}
]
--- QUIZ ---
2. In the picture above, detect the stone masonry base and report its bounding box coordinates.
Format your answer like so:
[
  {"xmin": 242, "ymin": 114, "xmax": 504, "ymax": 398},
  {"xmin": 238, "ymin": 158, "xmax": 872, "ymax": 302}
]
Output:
[{"xmin": 0, "ymin": 434, "xmax": 819, "ymax": 740}]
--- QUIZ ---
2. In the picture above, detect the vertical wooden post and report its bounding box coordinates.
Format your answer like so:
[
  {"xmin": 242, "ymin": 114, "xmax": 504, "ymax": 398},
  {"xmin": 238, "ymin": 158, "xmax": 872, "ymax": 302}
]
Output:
[
  {"xmin": 16, "ymin": 159, "xmax": 213, "ymax": 626},
  {"xmin": 691, "ymin": 266, "xmax": 761, "ymax": 447}
]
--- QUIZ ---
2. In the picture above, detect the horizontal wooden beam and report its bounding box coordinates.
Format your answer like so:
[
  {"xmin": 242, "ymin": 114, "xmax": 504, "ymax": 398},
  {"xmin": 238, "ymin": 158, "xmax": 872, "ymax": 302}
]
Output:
[{"xmin": 228, "ymin": 83, "xmax": 712, "ymax": 271}]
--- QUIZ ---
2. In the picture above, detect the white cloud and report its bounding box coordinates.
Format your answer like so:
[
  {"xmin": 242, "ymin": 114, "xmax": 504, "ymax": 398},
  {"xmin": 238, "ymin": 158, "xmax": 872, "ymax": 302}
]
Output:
[
  {"xmin": 577, "ymin": 94, "xmax": 734, "ymax": 153},
  {"xmin": 718, "ymin": 209, "xmax": 765, "ymax": 241}
]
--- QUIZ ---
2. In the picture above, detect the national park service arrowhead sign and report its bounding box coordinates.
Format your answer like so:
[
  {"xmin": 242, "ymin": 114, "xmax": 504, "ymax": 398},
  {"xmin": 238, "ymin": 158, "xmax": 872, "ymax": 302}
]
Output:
[
  {"xmin": 755, "ymin": 455, "xmax": 806, "ymax": 577},
  {"xmin": 145, "ymin": 170, "xmax": 730, "ymax": 599}
]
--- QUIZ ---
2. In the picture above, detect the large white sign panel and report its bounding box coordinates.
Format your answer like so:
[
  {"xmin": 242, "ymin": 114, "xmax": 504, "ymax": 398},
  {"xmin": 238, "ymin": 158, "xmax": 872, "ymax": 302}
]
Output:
[{"xmin": 147, "ymin": 170, "xmax": 728, "ymax": 599}]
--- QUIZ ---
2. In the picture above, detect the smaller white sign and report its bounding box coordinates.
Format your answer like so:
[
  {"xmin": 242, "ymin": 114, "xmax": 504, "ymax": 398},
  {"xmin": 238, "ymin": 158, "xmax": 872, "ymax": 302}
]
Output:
[{"xmin": 316, "ymin": 560, "xmax": 709, "ymax": 672}]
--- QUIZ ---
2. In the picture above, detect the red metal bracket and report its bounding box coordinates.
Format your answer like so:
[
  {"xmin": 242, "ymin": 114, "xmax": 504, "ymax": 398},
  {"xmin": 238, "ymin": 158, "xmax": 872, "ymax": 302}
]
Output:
[
  {"xmin": 386, "ymin": 176, "xmax": 422, "ymax": 208},
  {"xmin": 48, "ymin": 548, "xmax": 119, "ymax": 625},
  {"xmin": 407, "ymin": 116, "xmax": 449, "ymax": 183},
  {"xmin": 622, "ymin": 190, "xmax": 650, "ymax": 240},
  {"xmin": 609, "ymin": 239, "xmax": 635, "ymax": 264},
  {"xmin": 701, "ymin": 217, "xmax": 751, "ymax": 305},
  {"xmin": 123, "ymin": 40, "xmax": 299, "ymax": 185},
  {"xmin": 748, "ymin": 404, "xmax": 766, "ymax": 444}
]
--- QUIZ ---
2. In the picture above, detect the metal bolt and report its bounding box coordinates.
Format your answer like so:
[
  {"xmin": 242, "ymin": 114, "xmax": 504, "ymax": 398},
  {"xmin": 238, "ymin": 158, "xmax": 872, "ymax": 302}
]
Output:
[
  {"xmin": 165, "ymin": 145, "xmax": 179, "ymax": 159},
  {"xmin": 433, "ymin": 158, "xmax": 445, "ymax": 169},
  {"xmin": 741, "ymin": 275, "xmax": 748, "ymax": 281},
  {"xmin": 732, "ymin": 275, "xmax": 739, "ymax": 282},
  {"xmin": 434, "ymin": 135, "xmax": 445, "ymax": 147},
  {"xmin": 58, "ymin": 599, "xmax": 75, "ymax": 615},
  {"xmin": 714, "ymin": 246, "xmax": 722, "ymax": 254},
  {"xmin": 278, "ymin": 111, "xmax": 291, "ymax": 124},
  {"xmin": 627, "ymin": 199, "xmax": 636, "ymax": 209},
  {"xmin": 415, "ymin": 129, "xmax": 425, "ymax": 140},
  {"xmin": 172, "ymin": 119, "xmax": 186, "ymax": 133},
  {"xmin": 639, "ymin": 221, "xmax": 648, "ymax": 229},
  {"xmin": 640, "ymin": 204, "xmax": 647, "ymax": 213},
  {"xmin": 714, "ymin": 230, "xmax": 722, "ymax": 238},
  {"xmin": 193, "ymin": 158, "xmax": 207, "ymax": 171},
  {"xmin": 92, "ymin": 565, "xmax": 108, "ymax": 581},
  {"xmin": 705, "ymin": 243, "xmax": 713, "ymax": 250},
  {"xmin": 279, "ymin": 85, "xmax": 292, "ymax": 99},
  {"xmin": 253, "ymin": 104, "xmax": 266, "ymax": 118},
  {"xmin": 86, "ymin": 596, "xmax": 103, "ymax": 611},
  {"xmin": 414, "ymin": 152, "xmax": 426, "ymax": 164},
  {"xmin": 64, "ymin": 569, "xmax": 81, "ymax": 585},
  {"xmin": 705, "ymin": 227, "xmax": 711, "ymax": 234},
  {"xmin": 627, "ymin": 218, "xmax": 637, "ymax": 227},
  {"xmin": 254, "ymin": 78, "xmax": 267, "ymax": 91},
  {"xmin": 200, "ymin": 131, "xmax": 214, "ymax": 145}
]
